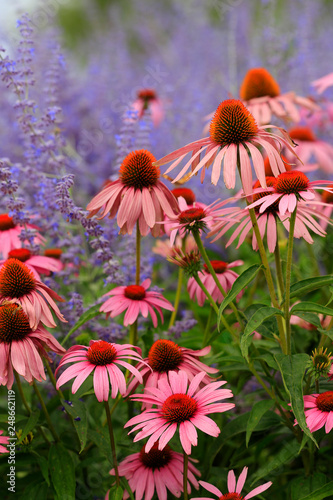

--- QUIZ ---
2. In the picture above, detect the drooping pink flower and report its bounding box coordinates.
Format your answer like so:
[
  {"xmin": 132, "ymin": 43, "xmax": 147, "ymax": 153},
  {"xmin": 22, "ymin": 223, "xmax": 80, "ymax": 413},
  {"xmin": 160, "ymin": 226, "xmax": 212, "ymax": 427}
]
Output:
[
  {"xmin": 0, "ymin": 248, "xmax": 63, "ymax": 280},
  {"xmin": 154, "ymin": 99, "xmax": 297, "ymax": 194},
  {"xmin": 107, "ymin": 441, "xmax": 200, "ymax": 500},
  {"xmin": 56, "ymin": 340, "xmax": 145, "ymax": 402},
  {"xmin": 0, "ymin": 214, "xmax": 45, "ymax": 259},
  {"xmin": 0, "ymin": 259, "xmax": 66, "ymax": 330},
  {"xmin": 126, "ymin": 340, "xmax": 218, "ymax": 401},
  {"xmin": 132, "ymin": 89, "xmax": 164, "ymax": 127},
  {"xmin": 193, "ymin": 467, "xmax": 272, "ymax": 500},
  {"xmin": 125, "ymin": 370, "xmax": 234, "ymax": 455},
  {"xmin": 294, "ymin": 392, "xmax": 333, "ymax": 433},
  {"xmin": 100, "ymin": 278, "xmax": 174, "ymax": 327},
  {"xmin": 87, "ymin": 150, "xmax": 179, "ymax": 236},
  {"xmin": 0, "ymin": 430, "xmax": 9, "ymax": 453},
  {"xmin": 312, "ymin": 72, "xmax": 333, "ymax": 94},
  {"xmin": 0, "ymin": 303, "xmax": 65, "ymax": 389},
  {"xmin": 187, "ymin": 260, "xmax": 244, "ymax": 306},
  {"xmin": 152, "ymin": 234, "xmax": 197, "ymax": 259}
]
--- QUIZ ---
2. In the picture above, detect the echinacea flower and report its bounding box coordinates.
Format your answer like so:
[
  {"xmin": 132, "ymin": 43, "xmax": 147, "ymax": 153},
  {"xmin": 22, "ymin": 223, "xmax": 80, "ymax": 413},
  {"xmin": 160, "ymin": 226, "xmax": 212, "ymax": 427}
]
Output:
[
  {"xmin": 56, "ymin": 340, "xmax": 145, "ymax": 402},
  {"xmin": 0, "ymin": 259, "xmax": 66, "ymax": 330},
  {"xmin": 193, "ymin": 467, "xmax": 272, "ymax": 500},
  {"xmin": 0, "ymin": 248, "xmax": 63, "ymax": 280},
  {"xmin": 312, "ymin": 72, "xmax": 333, "ymax": 94},
  {"xmin": 100, "ymin": 278, "xmax": 174, "ymax": 327},
  {"xmin": 167, "ymin": 247, "xmax": 202, "ymax": 277},
  {"xmin": 0, "ymin": 303, "xmax": 65, "ymax": 389},
  {"xmin": 294, "ymin": 392, "xmax": 333, "ymax": 433},
  {"xmin": 125, "ymin": 370, "xmax": 234, "ymax": 455},
  {"xmin": 107, "ymin": 441, "xmax": 201, "ymax": 500},
  {"xmin": 155, "ymin": 99, "xmax": 297, "ymax": 194},
  {"xmin": 0, "ymin": 214, "xmax": 44, "ymax": 259},
  {"xmin": 132, "ymin": 88, "xmax": 164, "ymax": 127},
  {"xmin": 0, "ymin": 430, "xmax": 9, "ymax": 453},
  {"xmin": 126, "ymin": 340, "xmax": 218, "ymax": 401},
  {"xmin": 152, "ymin": 235, "xmax": 197, "ymax": 259},
  {"xmin": 87, "ymin": 150, "xmax": 179, "ymax": 236},
  {"xmin": 187, "ymin": 260, "xmax": 244, "ymax": 306}
]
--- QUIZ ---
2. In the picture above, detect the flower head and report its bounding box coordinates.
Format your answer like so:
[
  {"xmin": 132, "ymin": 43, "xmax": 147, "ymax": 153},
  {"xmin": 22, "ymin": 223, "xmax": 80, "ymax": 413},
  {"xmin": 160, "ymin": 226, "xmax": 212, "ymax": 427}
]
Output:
[
  {"xmin": 286, "ymin": 126, "xmax": 333, "ymax": 174},
  {"xmin": 0, "ymin": 214, "xmax": 44, "ymax": 259},
  {"xmin": 56, "ymin": 340, "xmax": 145, "ymax": 402},
  {"xmin": 132, "ymin": 88, "xmax": 164, "ymax": 126},
  {"xmin": 0, "ymin": 303, "xmax": 65, "ymax": 389},
  {"xmin": 193, "ymin": 467, "xmax": 272, "ymax": 500},
  {"xmin": 152, "ymin": 235, "xmax": 197, "ymax": 260},
  {"xmin": 0, "ymin": 430, "xmax": 9, "ymax": 454},
  {"xmin": 125, "ymin": 370, "xmax": 234, "ymax": 455},
  {"xmin": 167, "ymin": 247, "xmax": 202, "ymax": 277},
  {"xmin": 308, "ymin": 347, "xmax": 333, "ymax": 380},
  {"xmin": 87, "ymin": 150, "xmax": 179, "ymax": 237},
  {"xmin": 294, "ymin": 392, "xmax": 333, "ymax": 433},
  {"xmin": 171, "ymin": 187, "xmax": 196, "ymax": 205},
  {"xmin": 100, "ymin": 278, "xmax": 174, "ymax": 327},
  {"xmin": 107, "ymin": 440, "xmax": 200, "ymax": 500},
  {"xmin": 0, "ymin": 248, "xmax": 63, "ymax": 279}
]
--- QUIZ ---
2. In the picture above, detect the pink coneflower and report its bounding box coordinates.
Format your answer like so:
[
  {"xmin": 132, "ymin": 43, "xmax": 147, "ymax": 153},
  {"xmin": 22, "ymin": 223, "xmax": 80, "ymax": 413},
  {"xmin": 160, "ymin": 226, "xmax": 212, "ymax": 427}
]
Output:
[
  {"xmin": 0, "ymin": 431, "xmax": 9, "ymax": 453},
  {"xmin": 0, "ymin": 248, "xmax": 63, "ymax": 280},
  {"xmin": 152, "ymin": 235, "xmax": 197, "ymax": 259},
  {"xmin": 0, "ymin": 214, "xmax": 44, "ymax": 259},
  {"xmin": 87, "ymin": 150, "xmax": 179, "ymax": 237},
  {"xmin": 0, "ymin": 303, "xmax": 65, "ymax": 389},
  {"xmin": 132, "ymin": 89, "xmax": 164, "ymax": 127},
  {"xmin": 56, "ymin": 340, "xmax": 145, "ymax": 402},
  {"xmin": 320, "ymin": 188, "xmax": 333, "ymax": 230},
  {"xmin": 107, "ymin": 441, "xmax": 200, "ymax": 500},
  {"xmin": 187, "ymin": 260, "xmax": 244, "ymax": 306},
  {"xmin": 0, "ymin": 259, "xmax": 66, "ymax": 330},
  {"xmin": 193, "ymin": 467, "xmax": 272, "ymax": 500},
  {"xmin": 100, "ymin": 279, "xmax": 174, "ymax": 328},
  {"xmin": 126, "ymin": 340, "xmax": 218, "ymax": 401},
  {"xmin": 294, "ymin": 392, "xmax": 333, "ymax": 433},
  {"xmin": 125, "ymin": 370, "xmax": 234, "ymax": 455},
  {"xmin": 312, "ymin": 72, "xmax": 333, "ymax": 94},
  {"xmin": 155, "ymin": 99, "xmax": 297, "ymax": 194}
]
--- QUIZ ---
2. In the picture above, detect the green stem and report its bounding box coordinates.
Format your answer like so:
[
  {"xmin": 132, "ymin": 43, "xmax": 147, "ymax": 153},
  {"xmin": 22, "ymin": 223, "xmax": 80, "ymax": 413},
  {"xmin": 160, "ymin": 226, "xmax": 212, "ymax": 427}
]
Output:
[
  {"xmin": 104, "ymin": 400, "xmax": 120, "ymax": 487},
  {"xmin": 44, "ymin": 359, "xmax": 64, "ymax": 400},
  {"xmin": 193, "ymin": 231, "xmax": 244, "ymax": 329},
  {"xmin": 14, "ymin": 371, "xmax": 31, "ymax": 415},
  {"xmin": 128, "ymin": 321, "xmax": 138, "ymax": 349},
  {"xmin": 285, "ymin": 209, "xmax": 297, "ymax": 356},
  {"xmin": 274, "ymin": 237, "xmax": 285, "ymax": 300},
  {"xmin": 136, "ymin": 221, "xmax": 141, "ymax": 286},
  {"xmin": 32, "ymin": 380, "xmax": 59, "ymax": 442},
  {"xmin": 315, "ymin": 379, "xmax": 319, "ymax": 393},
  {"xmin": 183, "ymin": 452, "xmax": 189, "ymax": 500},
  {"xmin": 169, "ymin": 267, "xmax": 184, "ymax": 328},
  {"xmin": 202, "ymin": 307, "xmax": 214, "ymax": 347}
]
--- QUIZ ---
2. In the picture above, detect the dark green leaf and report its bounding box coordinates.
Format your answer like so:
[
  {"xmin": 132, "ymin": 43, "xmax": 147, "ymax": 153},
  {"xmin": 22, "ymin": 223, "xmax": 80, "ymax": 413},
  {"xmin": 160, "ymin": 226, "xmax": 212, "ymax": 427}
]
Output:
[
  {"xmin": 36, "ymin": 456, "xmax": 50, "ymax": 486},
  {"xmin": 61, "ymin": 399, "xmax": 88, "ymax": 453},
  {"xmin": 61, "ymin": 303, "xmax": 101, "ymax": 346},
  {"xmin": 290, "ymin": 302, "xmax": 333, "ymax": 317},
  {"xmin": 299, "ymin": 482, "xmax": 333, "ymax": 500},
  {"xmin": 318, "ymin": 328, "xmax": 333, "ymax": 342},
  {"xmin": 241, "ymin": 306, "xmax": 283, "ymax": 360},
  {"xmin": 246, "ymin": 400, "xmax": 274, "ymax": 447},
  {"xmin": 17, "ymin": 410, "xmax": 40, "ymax": 445},
  {"xmin": 218, "ymin": 265, "xmax": 261, "ymax": 331},
  {"xmin": 251, "ymin": 439, "xmax": 299, "ymax": 483},
  {"xmin": 21, "ymin": 481, "xmax": 49, "ymax": 500},
  {"xmin": 89, "ymin": 428, "xmax": 112, "ymax": 463},
  {"xmin": 292, "ymin": 312, "xmax": 322, "ymax": 329},
  {"xmin": 286, "ymin": 275, "xmax": 333, "ymax": 302},
  {"xmin": 290, "ymin": 473, "xmax": 327, "ymax": 500},
  {"xmin": 49, "ymin": 443, "xmax": 76, "ymax": 500},
  {"xmin": 108, "ymin": 486, "xmax": 124, "ymax": 500}
]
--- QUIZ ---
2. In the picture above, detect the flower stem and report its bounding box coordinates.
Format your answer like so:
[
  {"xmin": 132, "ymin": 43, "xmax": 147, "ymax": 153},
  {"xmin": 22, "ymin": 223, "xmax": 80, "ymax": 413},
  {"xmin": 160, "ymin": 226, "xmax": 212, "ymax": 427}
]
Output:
[
  {"xmin": 169, "ymin": 267, "xmax": 184, "ymax": 328},
  {"xmin": 183, "ymin": 452, "xmax": 189, "ymax": 500},
  {"xmin": 128, "ymin": 321, "xmax": 138, "ymax": 349},
  {"xmin": 32, "ymin": 380, "xmax": 59, "ymax": 442},
  {"xmin": 274, "ymin": 237, "xmax": 285, "ymax": 301},
  {"xmin": 202, "ymin": 307, "xmax": 214, "ymax": 347},
  {"xmin": 44, "ymin": 359, "xmax": 64, "ymax": 400},
  {"xmin": 14, "ymin": 371, "xmax": 31, "ymax": 415},
  {"xmin": 285, "ymin": 209, "xmax": 297, "ymax": 356},
  {"xmin": 104, "ymin": 400, "xmax": 120, "ymax": 487},
  {"xmin": 315, "ymin": 379, "xmax": 319, "ymax": 393},
  {"xmin": 136, "ymin": 221, "xmax": 141, "ymax": 286}
]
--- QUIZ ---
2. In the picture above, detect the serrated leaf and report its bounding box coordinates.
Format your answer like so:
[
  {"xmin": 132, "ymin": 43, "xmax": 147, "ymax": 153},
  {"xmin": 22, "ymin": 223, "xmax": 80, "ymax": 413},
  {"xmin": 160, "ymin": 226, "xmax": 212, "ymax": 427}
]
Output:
[
  {"xmin": 61, "ymin": 399, "xmax": 87, "ymax": 453},
  {"xmin": 246, "ymin": 399, "xmax": 274, "ymax": 447},
  {"xmin": 17, "ymin": 410, "xmax": 40, "ymax": 445},
  {"xmin": 251, "ymin": 439, "xmax": 299, "ymax": 483},
  {"xmin": 61, "ymin": 303, "xmax": 101, "ymax": 346},
  {"xmin": 49, "ymin": 443, "xmax": 76, "ymax": 500},
  {"xmin": 299, "ymin": 481, "xmax": 333, "ymax": 500},
  {"xmin": 290, "ymin": 301, "xmax": 333, "ymax": 317},
  {"xmin": 241, "ymin": 306, "xmax": 283, "ymax": 360},
  {"xmin": 274, "ymin": 353, "xmax": 317, "ymax": 448},
  {"xmin": 218, "ymin": 265, "xmax": 261, "ymax": 331},
  {"xmin": 285, "ymin": 275, "xmax": 333, "ymax": 302}
]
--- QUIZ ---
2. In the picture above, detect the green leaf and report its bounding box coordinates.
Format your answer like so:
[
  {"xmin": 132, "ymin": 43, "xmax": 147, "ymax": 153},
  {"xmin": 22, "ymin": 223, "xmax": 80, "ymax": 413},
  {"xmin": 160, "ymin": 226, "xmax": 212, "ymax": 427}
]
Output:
[
  {"xmin": 251, "ymin": 439, "xmax": 299, "ymax": 483},
  {"xmin": 290, "ymin": 473, "xmax": 327, "ymax": 500},
  {"xmin": 291, "ymin": 312, "xmax": 322, "ymax": 329},
  {"xmin": 218, "ymin": 265, "xmax": 261, "ymax": 331},
  {"xmin": 246, "ymin": 399, "xmax": 274, "ymax": 447},
  {"xmin": 241, "ymin": 306, "xmax": 283, "ymax": 360},
  {"xmin": 290, "ymin": 301, "xmax": 333, "ymax": 317},
  {"xmin": 285, "ymin": 275, "xmax": 333, "ymax": 302},
  {"xmin": 299, "ymin": 482, "xmax": 333, "ymax": 500},
  {"xmin": 21, "ymin": 481, "xmax": 49, "ymax": 500},
  {"xmin": 36, "ymin": 456, "xmax": 50, "ymax": 486},
  {"xmin": 61, "ymin": 399, "xmax": 88, "ymax": 453},
  {"xmin": 108, "ymin": 486, "xmax": 124, "ymax": 500},
  {"xmin": 17, "ymin": 410, "xmax": 40, "ymax": 445},
  {"xmin": 318, "ymin": 328, "xmax": 333, "ymax": 342},
  {"xmin": 49, "ymin": 443, "xmax": 76, "ymax": 500},
  {"xmin": 274, "ymin": 353, "xmax": 317, "ymax": 448},
  {"xmin": 89, "ymin": 427, "xmax": 112, "ymax": 463},
  {"xmin": 61, "ymin": 303, "xmax": 101, "ymax": 346}
]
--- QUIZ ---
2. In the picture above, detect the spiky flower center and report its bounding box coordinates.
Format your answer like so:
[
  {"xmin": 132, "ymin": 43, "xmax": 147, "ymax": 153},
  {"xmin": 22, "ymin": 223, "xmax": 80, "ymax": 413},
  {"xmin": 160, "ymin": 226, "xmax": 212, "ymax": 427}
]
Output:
[
  {"xmin": 0, "ymin": 259, "xmax": 36, "ymax": 298},
  {"xmin": 86, "ymin": 340, "xmax": 117, "ymax": 366},
  {"xmin": 288, "ymin": 126, "xmax": 316, "ymax": 142},
  {"xmin": 204, "ymin": 260, "xmax": 228, "ymax": 274},
  {"xmin": 119, "ymin": 150, "xmax": 160, "ymax": 190},
  {"xmin": 240, "ymin": 67, "xmax": 280, "ymax": 101},
  {"xmin": 178, "ymin": 207, "xmax": 206, "ymax": 224},
  {"xmin": 124, "ymin": 285, "xmax": 146, "ymax": 300},
  {"xmin": 316, "ymin": 391, "xmax": 333, "ymax": 412},
  {"xmin": 148, "ymin": 339, "xmax": 183, "ymax": 372},
  {"xmin": 209, "ymin": 99, "xmax": 259, "ymax": 146},
  {"xmin": 8, "ymin": 248, "xmax": 31, "ymax": 262},
  {"xmin": 0, "ymin": 214, "xmax": 16, "ymax": 231},
  {"xmin": 162, "ymin": 393, "xmax": 197, "ymax": 423},
  {"xmin": 264, "ymin": 154, "xmax": 291, "ymax": 176},
  {"xmin": 137, "ymin": 89, "xmax": 157, "ymax": 101},
  {"xmin": 171, "ymin": 188, "xmax": 196, "ymax": 205},
  {"xmin": 44, "ymin": 248, "xmax": 62, "ymax": 259},
  {"xmin": 139, "ymin": 442, "xmax": 172, "ymax": 469},
  {"xmin": 252, "ymin": 177, "xmax": 279, "ymax": 213},
  {"xmin": 0, "ymin": 303, "xmax": 31, "ymax": 343},
  {"xmin": 219, "ymin": 494, "xmax": 244, "ymax": 500},
  {"xmin": 275, "ymin": 171, "xmax": 309, "ymax": 195}
]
